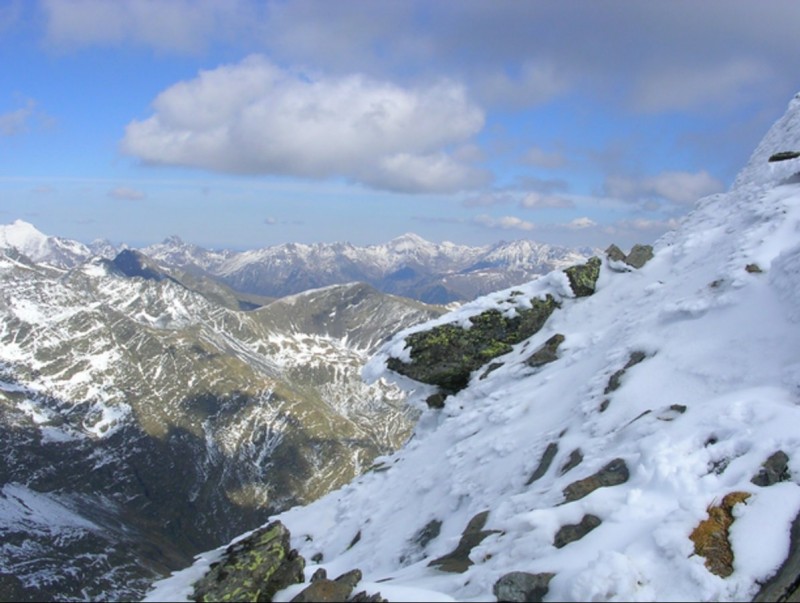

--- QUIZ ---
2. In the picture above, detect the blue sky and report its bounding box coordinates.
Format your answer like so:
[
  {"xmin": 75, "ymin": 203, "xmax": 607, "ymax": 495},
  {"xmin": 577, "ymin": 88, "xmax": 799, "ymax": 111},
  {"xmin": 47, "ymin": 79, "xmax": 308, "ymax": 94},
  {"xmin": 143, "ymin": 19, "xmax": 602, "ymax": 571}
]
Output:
[{"xmin": 1, "ymin": 0, "xmax": 799, "ymax": 251}]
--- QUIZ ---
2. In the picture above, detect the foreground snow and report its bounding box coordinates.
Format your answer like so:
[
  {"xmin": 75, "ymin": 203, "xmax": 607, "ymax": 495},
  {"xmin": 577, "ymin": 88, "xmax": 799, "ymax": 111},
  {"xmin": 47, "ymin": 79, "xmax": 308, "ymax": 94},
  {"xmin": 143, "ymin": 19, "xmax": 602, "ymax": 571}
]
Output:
[{"xmin": 146, "ymin": 95, "xmax": 800, "ymax": 602}]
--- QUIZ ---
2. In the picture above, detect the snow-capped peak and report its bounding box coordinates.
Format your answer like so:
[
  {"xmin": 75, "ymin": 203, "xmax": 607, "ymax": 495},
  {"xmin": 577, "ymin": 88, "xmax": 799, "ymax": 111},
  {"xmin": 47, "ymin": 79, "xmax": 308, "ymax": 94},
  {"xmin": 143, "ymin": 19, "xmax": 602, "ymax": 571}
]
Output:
[{"xmin": 0, "ymin": 219, "xmax": 91, "ymax": 268}]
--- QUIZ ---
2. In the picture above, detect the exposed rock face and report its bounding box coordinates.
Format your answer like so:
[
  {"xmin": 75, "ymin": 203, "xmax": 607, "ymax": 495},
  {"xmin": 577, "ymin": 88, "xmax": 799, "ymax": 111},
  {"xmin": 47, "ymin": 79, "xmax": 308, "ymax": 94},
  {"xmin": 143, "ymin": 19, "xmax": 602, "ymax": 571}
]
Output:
[
  {"xmin": 562, "ymin": 458, "xmax": 630, "ymax": 503},
  {"xmin": 525, "ymin": 333, "xmax": 565, "ymax": 368},
  {"xmin": 689, "ymin": 491, "xmax": 751, "ymax": 578},
  {"xmin": 563, "ymin": 256, "xmax": 602, "ymax": 296},
  {"xmin": 751, "ymin": 450, "xmax": 791, "ymax": 487},
  {"xmin": 553, "ymin": 514, "xmax": 602, "ymax": 548},
  {"xmin": 386, "ymin": 295, "xmax": 560, "ymax": 395},
  {"xmin": 493, "ymin": 571, "xmax": 554, "ymax": 603},
  {"xmin": 605, "ymin": 243, "xmax": 654, "ymax": 270},
  {"xmin": 428, "ymin": 510, "xmax": 500, "ymax": 573},
  {"xmin": 192, "ymin": 521, "xmax": 304, "ymax": 602}
]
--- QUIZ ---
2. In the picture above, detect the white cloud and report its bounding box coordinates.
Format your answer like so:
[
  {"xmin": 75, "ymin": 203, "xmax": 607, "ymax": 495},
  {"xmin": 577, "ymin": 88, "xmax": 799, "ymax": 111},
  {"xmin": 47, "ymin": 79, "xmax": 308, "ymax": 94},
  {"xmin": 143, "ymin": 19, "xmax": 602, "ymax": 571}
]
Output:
[
  {"xmin": 122, "ymin": 55, "xmax": 487, "ymax": 193},
  {"xmin": 519, "ymin": 191, "xmax": 574, "ymax": 209},
  {"xmin": 566, "ymin": 216, "xmax": 596, "ymax": 229},
  {"xmin": 0, "ymin": 99, "xmax": 36, "ymax": 136},
  {"xmin": 108, "ymin": 186, "xmax": 145, "ymax": 201},
  {"xmin": 605, "ymin": 170, "xmax": 725, "ymax": 205},
  {"xmin": 474, "ymin": 214, "xmax": 536, "ymax": 231}
]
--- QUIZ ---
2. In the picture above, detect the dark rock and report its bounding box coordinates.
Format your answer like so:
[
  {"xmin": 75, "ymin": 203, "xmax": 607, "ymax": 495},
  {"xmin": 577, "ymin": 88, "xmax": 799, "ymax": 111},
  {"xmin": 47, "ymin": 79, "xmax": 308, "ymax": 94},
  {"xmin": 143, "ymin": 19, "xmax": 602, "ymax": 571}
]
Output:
[
  {"xmin": 192, "ymin": 520, "xmax": 305, "ymax": 603},
  {"xmin": 290, "ymin": 569, "xmax": 363, "ymax": 603},
  {"xmin": 746, "ymin": 263, "xmax": 763, "ymax": 273},
  {"xmin": 428, "ymin": 510, "xmax": 500, "ymax": 573},
  {"xmin": 769, "ymin": 151, "xmax": 800, "ymax": 162},
  {"xmin": 350, "ymin": 591, "xmax": 388, "ymax": 602},
  {"xmin": 479, "ymin": 361, "xmax": 504, "ymax": 379},
  {"xmin": 753, "ymin": 510, "xmax": 800, "ymax": 602},
  {"xmin": 526, "ymin": 442, "xmax": 558, "ymax": 485},
  {"xmin": 562, "ymin": 458, "xmax": 630, "ymax": 503},
  {"xmin": 525, "ymin": 334, "xmax": 565, "ymax": 368},
  {"xmin": 605, "ymin": 244, "xmax": 654, "ymax": 270},
  {"xmin": 751, "ymin": 451, "xmax": 791, "ymax": 487},
  {"xmin": 413, "ymin": 519, "xmax": 443, "ymax": 550},
  {"xmin": 554, "ymin": 514, "xmax": 602, "ymax": 548},
  {"xmin": 598, "ymin": 398, "xmax": 610, "ymax": 412},
  {"xmin": 563, "ymin": 257, "xmax": 602, "ymax": 297},
  {"xmin": 425, "ymin": 392, "xmax": 447, "ymax": 409},
  {"xmin": 310, "ymin": 568, "xmax": 328, "ymax": 582},
  {"xmin": 559, "ymin": 448, "xmax": 584, "ymax": 475},
  {"xmin": 604, "ymin": 351, "xmax": 648, "ymax": 394},
  {"xmin": 348, "ymin": 531, "xmax": 362, "ymax": 550},
  {"xmin": 625, "ymin": 244, "xmax": 654, "ymax": 269},
  {"xmin": 605, "ymin": 244, "xmax": 627, "ymax": 263},
  {"xmin": 493, "ymin": 571, "xmax": 555, "ymax": 602}
]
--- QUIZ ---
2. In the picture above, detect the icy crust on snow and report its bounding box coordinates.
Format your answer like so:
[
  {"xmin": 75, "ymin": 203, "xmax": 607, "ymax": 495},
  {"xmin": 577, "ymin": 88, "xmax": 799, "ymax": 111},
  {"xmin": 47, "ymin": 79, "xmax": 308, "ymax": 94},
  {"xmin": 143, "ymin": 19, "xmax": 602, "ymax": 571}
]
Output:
[{"xmin": 147, "ymin": 95, "xmax": 800, "ymax": 603}]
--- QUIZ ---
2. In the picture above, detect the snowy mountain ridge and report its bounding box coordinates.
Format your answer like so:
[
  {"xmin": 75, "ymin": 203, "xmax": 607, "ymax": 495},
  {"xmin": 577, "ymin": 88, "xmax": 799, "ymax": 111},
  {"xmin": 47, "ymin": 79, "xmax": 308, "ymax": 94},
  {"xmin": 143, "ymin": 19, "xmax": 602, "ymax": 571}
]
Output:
[
  {"xmin": 0, "ymin": 220, "xmax": 593, "ymax": 304},
  {"xmin": 146, "ymin": 94, "xmax": 800, "ymax": 602}
]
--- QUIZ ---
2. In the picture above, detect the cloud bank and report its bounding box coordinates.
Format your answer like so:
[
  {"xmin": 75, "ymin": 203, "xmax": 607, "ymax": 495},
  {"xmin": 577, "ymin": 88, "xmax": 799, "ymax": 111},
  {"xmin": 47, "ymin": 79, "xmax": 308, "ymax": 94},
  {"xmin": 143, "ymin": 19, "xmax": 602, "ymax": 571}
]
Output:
[{"xmin": 121, "ymin": 55, "xmax": 488, "ymax": 193}]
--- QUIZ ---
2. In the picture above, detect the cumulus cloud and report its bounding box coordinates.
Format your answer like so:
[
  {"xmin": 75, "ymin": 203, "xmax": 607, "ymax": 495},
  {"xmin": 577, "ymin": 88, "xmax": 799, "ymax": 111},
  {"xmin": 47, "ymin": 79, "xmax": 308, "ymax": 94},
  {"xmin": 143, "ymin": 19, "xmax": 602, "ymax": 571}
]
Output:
[
  {"xmin": 605, "ymin": 170, "xmax": 725, "ymax": 205},
  {"xmin": 122, "ymin": 55, "xmax": 487, "ymax": 193},
  {"xmin": 108, "ymin": 186, "xmax": 145, "ymax": 200},
  {"xmin": 474, "ymin": 214, "xmax": 536, "ymax": 231}
]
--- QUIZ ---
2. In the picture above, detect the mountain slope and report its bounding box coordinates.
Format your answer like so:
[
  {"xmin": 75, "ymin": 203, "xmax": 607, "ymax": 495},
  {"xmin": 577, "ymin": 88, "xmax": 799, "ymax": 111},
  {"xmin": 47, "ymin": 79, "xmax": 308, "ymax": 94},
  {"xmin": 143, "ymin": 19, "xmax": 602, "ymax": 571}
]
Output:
[
  {"xmin": 0, "ymin": 252, "xmax": 443, "ymax": 601},
  {"xmin": 147, "ymin": 94, "xmax": 800, "ymax": 602}
]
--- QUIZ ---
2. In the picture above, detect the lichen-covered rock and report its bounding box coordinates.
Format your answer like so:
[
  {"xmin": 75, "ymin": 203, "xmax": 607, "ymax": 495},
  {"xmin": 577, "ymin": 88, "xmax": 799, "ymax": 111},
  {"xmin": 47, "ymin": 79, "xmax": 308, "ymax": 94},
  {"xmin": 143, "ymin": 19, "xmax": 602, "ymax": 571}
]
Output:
[
  {"xmin": 493, "ymin": 571, "xmax": 555, "ymax": 602},
  {"xmin": 387, "ymin": 295, "xmax": 560, "ymax": 395},
  {"xmin": 553, "ymin": 514, "xmax": 602, "ymax": 548},
  {"xmin": 563, "ymin": 256, "xmax": 602, "ymax": 297},
  {"xmin": 689, "ymin": 491, "xmax": 751, "ymax": 578},
  {"xmin": 428, "ymin": 510, "xmax": 500, "ymax": 573},
  {"xmin": 562, "ymin": 458, "xmax": 630, "ymax": 503},
  {"xmin": 192, "ymin": 520, "xmax": 305, "ymax": 603}
]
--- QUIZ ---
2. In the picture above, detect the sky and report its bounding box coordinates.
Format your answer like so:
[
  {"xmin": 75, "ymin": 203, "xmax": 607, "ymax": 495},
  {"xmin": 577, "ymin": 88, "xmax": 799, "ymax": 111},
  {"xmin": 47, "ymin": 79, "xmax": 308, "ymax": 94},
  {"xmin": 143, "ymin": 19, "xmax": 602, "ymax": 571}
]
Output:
[
  {"xmin": 1, "ymin": 0, "xmax": 799, "ymax": 251},
  {"xmin": 144, "ymin": 97, "xmax": 800, "ymax": 602}
]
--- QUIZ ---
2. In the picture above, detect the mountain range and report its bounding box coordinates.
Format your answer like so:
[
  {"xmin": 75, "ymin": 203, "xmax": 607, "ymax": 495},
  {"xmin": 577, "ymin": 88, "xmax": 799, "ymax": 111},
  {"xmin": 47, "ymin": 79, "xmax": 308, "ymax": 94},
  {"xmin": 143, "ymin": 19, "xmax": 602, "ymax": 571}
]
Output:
[
  {"xmin": 0, "ymin": 221, "xmax": 593, "ymax": 304},
  {"xmin": 142, "ymin": 94, "xmax": 800, "ymax": 602}
]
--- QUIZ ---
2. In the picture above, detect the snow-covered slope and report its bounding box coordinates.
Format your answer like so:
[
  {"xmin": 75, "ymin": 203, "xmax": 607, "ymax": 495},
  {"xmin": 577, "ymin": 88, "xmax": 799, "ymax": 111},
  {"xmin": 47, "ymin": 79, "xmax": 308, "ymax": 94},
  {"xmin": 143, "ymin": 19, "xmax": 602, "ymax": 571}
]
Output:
[{"xmin": 147, "ymin": 94, "xmax": 800, "ymax": 602}]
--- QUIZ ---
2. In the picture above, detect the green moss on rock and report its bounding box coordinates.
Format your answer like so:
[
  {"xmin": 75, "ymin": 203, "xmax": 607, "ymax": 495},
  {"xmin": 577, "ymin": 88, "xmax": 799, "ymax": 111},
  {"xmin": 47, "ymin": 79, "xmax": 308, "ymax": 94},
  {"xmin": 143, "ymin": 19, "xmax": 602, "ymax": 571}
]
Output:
[
  {"xmin": 386, "ymin": 295, "xmax": 560, "ymax": 394},
  {"xmin": 563, "ymin": 256, "xmax": 602, "ymax": 297},
  {"xmin": 192, "ymin": 520, "xmax": 304, "ymax": 602}
]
